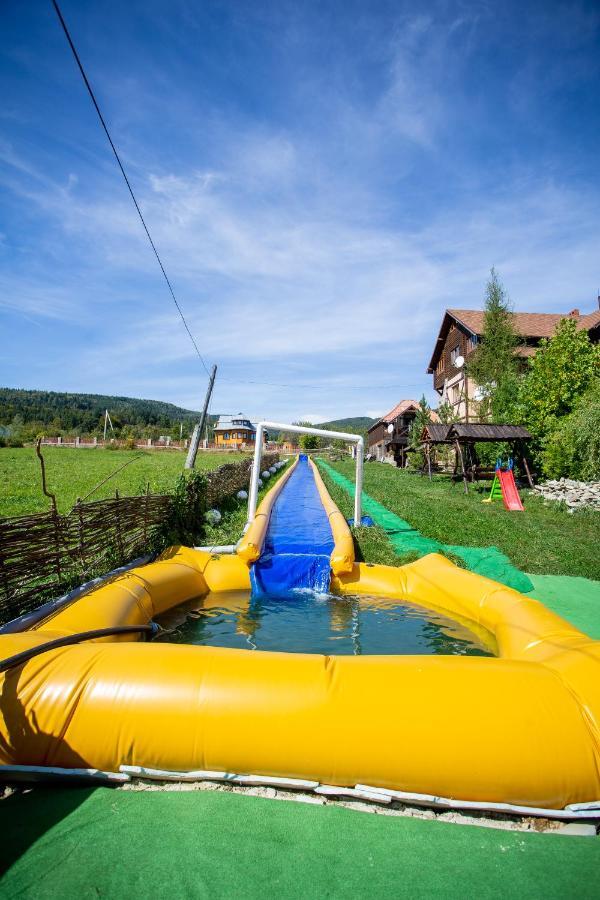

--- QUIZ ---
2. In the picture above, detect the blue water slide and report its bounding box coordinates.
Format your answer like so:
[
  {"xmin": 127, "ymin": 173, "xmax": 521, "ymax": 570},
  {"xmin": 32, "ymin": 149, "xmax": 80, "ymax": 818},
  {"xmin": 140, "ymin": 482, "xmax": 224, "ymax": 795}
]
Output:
[{"xmin": 250, "ymin": 455, "xmax": 334, "ymax": 597}]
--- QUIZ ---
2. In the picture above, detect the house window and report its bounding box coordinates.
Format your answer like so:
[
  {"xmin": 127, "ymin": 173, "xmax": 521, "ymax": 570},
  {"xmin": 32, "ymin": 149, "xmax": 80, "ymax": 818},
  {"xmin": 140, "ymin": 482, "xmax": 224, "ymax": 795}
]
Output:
[
  {"xmin": 450, "ymin": 345, "xmax": 461, "ymax": 366},
  {"xmin": 467, "ymin": 335, "xmax": 478, "ymax": 352},
  {"xmin": 224, "ymin": 432, "xmax": 230, "ymax": 440}
]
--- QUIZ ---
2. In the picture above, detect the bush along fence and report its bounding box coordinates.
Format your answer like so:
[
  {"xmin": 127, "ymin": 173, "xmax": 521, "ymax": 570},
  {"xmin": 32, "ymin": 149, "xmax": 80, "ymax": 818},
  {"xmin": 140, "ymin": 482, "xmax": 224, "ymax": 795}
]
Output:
[{"xmin": 0, "ymin": 453, "xmax": 279, "ymax": 626}]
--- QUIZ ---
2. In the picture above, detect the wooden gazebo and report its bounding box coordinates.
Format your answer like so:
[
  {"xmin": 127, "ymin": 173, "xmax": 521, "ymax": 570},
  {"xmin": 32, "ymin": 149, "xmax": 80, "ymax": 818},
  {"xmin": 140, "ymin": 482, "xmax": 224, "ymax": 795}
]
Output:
[{"xmin": 421, "ymin": 423, "xmax": 533, "ymax": 493}]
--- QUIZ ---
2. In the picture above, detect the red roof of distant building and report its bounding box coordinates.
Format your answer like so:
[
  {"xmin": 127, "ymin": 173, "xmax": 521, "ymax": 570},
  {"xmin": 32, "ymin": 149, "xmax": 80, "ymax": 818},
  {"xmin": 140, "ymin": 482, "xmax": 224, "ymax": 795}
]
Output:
[{"xmin": 369, "ymin": 400, "xmax": 439, "ymax": 431}]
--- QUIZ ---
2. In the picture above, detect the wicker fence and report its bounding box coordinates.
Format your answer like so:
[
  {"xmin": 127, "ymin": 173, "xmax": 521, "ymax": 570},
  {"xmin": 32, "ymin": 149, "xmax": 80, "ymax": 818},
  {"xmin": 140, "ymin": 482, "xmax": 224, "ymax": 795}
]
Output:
[{"xmin": 0, "ymin": 453, "xmax": 279, "ymax": 626}]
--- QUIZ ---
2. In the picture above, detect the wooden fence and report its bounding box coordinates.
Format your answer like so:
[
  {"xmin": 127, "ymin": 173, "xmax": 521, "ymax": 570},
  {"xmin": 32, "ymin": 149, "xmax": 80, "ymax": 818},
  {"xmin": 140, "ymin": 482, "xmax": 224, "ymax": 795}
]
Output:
[{"xmin": 0, "ymin": 453, "xmax": 279, "ymax": 626}]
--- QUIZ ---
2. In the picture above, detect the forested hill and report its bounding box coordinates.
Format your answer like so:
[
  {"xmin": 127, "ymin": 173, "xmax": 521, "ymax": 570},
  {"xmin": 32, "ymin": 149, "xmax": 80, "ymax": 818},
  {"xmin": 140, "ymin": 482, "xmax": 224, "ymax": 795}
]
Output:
[
  {"xmin": 315, "ymin": 416, "xmax": 376, "ymax": 435},
  {"xmin": 0, "ymin": 388, "xmax": 200, "ymax": 436},
  {"xmin": 0, "ymin": 388, "xmax": 377, "ymax": 443}
]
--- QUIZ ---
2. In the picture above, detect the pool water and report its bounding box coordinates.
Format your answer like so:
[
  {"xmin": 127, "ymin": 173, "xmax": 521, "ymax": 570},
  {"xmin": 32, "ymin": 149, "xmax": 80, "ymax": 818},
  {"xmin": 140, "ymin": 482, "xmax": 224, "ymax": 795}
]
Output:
[{"xmin": 155, "ymin": 591, "xmax": 492, "ymax": 657}]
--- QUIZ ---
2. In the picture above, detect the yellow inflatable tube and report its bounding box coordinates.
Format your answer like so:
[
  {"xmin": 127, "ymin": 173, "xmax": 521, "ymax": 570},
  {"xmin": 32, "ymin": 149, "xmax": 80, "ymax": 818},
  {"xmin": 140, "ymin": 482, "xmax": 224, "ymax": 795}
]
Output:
[
  {"xmin": 236, "ymin": 457, "xmax": 298, "ymax": 563},
  {"xmin": 309, "ymin": 458, "xmax": 354, "ymax": 575},
  {"xmin": 1, "ymin": 467, "xmax": 600, "ymax": 810}
]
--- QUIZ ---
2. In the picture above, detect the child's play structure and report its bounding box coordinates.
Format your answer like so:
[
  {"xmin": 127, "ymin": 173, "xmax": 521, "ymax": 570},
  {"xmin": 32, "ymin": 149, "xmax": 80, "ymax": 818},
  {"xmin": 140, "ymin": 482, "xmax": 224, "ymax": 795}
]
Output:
[
  {"xmin": 0, "ymin": 425, "xmax": 599, "ymax": 819},
  {"xmin": 484, "ymin": 459, "xmax": 525, "ymax": 511}
]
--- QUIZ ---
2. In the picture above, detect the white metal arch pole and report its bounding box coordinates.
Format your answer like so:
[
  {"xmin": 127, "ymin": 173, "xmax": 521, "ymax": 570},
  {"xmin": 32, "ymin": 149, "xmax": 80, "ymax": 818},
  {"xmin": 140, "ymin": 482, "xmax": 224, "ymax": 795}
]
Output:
[{"xmin": 247, "ymin": 422, "xmax": 364, "ymax": 525}]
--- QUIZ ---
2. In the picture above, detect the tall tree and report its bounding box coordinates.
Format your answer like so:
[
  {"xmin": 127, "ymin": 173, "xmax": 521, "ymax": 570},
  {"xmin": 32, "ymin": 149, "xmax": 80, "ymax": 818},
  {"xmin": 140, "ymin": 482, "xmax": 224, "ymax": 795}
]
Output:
[
  {"xmin": 518, "ymin": 317, "xmax": 600, "ymax": 443},
  {"xmin": 409, "ymin": 395, "xmax": 432, "ymax": 466},
  {"xmin": 467, "ymin": 268, "xmax": 520, "ymax": 422}
]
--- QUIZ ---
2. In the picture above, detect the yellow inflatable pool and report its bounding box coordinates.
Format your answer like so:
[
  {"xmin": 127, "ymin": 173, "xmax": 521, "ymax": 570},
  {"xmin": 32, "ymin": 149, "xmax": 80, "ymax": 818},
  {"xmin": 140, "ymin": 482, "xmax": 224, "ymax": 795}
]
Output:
[{"xmin": 1, "ymin": 459, "xmax": 599, "ymax": 813}]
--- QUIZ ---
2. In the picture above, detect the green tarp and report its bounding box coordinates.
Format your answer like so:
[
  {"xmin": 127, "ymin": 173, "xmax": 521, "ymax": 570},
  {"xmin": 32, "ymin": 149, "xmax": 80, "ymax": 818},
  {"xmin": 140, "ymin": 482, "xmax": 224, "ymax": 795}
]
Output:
[{"xmin": 1, "ymin": 788, "xmax": 598, "ymax": 899}]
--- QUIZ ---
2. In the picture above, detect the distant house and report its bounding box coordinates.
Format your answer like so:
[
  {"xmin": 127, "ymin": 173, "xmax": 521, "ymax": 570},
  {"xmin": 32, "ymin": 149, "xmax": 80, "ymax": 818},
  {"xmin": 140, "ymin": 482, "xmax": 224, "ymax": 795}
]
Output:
[
  {"xmin": 427, "ymin": 305, "xmax": 600, "ymax": 422},
  {"xmin": 213, "ymin": 416, "xmax": 267, "ymax": 449},
  {"xmin": 367, "ymin": 400, "xmax": 439, "ymax": 467}
]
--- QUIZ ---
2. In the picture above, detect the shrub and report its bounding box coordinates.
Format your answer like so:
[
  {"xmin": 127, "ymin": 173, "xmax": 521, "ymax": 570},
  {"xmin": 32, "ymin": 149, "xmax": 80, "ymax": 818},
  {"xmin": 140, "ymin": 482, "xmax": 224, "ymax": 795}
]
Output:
[{"xmin": 542, "ymin": 379, "xmax": 600, "ymax": 479}]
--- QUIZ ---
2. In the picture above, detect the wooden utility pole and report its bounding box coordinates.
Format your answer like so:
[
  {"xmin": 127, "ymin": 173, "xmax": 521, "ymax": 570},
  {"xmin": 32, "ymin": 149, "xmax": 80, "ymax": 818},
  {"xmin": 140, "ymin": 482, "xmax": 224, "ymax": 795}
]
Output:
[{"xmin": 185, "ymin": 365, "xmax": 217, "ymax": 469}]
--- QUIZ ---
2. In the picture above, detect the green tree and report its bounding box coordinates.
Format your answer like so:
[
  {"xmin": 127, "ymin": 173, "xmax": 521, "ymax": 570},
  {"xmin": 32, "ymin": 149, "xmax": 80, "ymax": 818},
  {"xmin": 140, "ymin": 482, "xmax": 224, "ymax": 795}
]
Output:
[
  {"xmin": 519, "ymin": 318, "xmax": 600, "ymax": 440},
  {"xmin": 299, "ymin": 433, "xmax": 320, "ymax": 450},
  {"xmin": 467, "ymin": 268, "xmax": 520, "ymax": 422},
  {"xmin": 517, "ymin": 320, "xmax": 600, "ymax": 474},
  {"xmin": 436, "ymin": 400, "xmax": 457, "ymax": 424},
  {"xmin": 408, "ymin": 395, "xmax": 432, "ymax": 468}
]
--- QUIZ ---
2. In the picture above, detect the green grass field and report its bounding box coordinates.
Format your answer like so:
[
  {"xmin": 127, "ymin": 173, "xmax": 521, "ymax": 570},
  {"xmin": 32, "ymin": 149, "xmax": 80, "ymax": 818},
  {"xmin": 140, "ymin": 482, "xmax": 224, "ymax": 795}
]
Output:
[
  {"xmin": 0, "ymin": 447, "xmax": 247, "ymax": 517},
  {"xmin": 320, "ymin": 459, "xmax": 600, "ymax": 581}
]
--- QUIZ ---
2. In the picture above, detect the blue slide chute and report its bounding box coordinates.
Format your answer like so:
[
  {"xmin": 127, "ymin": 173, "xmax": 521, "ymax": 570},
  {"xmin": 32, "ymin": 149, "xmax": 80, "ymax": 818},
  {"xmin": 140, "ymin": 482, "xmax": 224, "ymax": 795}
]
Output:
[{"xmin": 250, "ymin": 455, "xmax": 334, "ymax": 597}]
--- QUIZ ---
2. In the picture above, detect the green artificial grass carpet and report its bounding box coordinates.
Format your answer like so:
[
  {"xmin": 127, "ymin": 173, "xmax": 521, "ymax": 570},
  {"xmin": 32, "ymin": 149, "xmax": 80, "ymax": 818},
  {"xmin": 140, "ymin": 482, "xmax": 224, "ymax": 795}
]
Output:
[
  {"xmin": 526, "ymin": 574, "xmax": 600, "ymax": 639},
  {"xmin": 0, "ymin": 788, "xmax": 598, "ymax": 899}
]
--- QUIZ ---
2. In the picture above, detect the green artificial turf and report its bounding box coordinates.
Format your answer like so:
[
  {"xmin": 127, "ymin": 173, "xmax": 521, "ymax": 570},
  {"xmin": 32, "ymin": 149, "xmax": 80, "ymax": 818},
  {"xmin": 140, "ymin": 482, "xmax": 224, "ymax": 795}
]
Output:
[
  {"xmin": 527, "ymin": 574, "xmax": 600, "ymax": 639},
  {"xmin": 0, "ymin": 788, "xmax": 598, "ymax": 899},
  {"xmin": 0, "ymin": 447, "xmax": 247, "ymax": 517},
  {"xmin": 319, "ymin": 459, "xmax": 600, "ymax": 581}
]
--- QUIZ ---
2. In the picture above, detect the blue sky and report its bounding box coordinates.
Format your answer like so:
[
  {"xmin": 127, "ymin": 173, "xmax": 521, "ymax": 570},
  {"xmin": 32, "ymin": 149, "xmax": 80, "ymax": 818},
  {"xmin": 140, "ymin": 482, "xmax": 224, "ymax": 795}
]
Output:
[{"xmin": 1, "ymin": 0, "xmax": 599, "ymax": 422}]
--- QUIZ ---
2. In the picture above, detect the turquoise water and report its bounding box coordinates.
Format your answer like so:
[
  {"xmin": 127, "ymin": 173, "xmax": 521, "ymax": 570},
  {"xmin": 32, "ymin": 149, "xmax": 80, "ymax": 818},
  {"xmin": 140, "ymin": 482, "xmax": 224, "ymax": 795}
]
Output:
[{"xmin": 155, "ymin": 591, "xmax": 492, "ymax": 657}]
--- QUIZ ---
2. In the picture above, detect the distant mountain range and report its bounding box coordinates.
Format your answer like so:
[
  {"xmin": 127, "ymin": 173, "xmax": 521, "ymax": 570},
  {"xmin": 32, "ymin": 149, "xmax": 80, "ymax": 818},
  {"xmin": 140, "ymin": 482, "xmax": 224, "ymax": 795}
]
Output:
[
  {"xmin": 315, "ymin": 416, "xmax": 376, "ymax": 434},
  {"xmin": 0, "ymin": 388, "xmax": 376, "ymax": 440}
]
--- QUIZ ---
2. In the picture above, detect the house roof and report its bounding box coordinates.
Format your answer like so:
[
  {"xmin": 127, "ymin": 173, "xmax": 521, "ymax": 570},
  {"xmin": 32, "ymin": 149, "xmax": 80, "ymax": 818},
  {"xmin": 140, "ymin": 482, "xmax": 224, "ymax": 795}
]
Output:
[
  {"xmin": 368, "ymin": 400, "xmax": 440, "ymax": 432},
  {"xmin": 214, "ymin": 416, "xmax": 255, "ymax": 432},
  {"xmin": 427, "ymin": 307, "xmax": 600, "ymax": 373}
]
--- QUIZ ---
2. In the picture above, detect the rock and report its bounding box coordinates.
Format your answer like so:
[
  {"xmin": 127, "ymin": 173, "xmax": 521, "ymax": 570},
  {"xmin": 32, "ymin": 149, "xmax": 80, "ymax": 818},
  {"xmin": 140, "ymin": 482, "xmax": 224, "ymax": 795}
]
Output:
[{"xmin": 555, "ymin": 823, "xmax": 597, "ymax": 837}]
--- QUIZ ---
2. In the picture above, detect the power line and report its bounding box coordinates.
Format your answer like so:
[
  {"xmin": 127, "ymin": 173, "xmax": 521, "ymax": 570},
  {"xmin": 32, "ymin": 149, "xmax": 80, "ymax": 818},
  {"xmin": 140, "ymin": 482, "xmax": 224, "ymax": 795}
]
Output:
[
  {"xmin": 51, "ymin": 0, "xmax": 211, "ymax": 378},
  {"xmin": 219, "ymin": 377, "xmax": 431, "ymax": 391}
]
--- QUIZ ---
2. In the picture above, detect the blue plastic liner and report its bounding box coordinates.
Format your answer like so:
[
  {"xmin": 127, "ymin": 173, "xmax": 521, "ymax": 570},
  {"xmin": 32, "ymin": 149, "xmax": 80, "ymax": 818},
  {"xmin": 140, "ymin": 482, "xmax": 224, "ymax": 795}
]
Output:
[{"xmin": 250, "ymin": 455, "xmax": 334, "ymax": 598}]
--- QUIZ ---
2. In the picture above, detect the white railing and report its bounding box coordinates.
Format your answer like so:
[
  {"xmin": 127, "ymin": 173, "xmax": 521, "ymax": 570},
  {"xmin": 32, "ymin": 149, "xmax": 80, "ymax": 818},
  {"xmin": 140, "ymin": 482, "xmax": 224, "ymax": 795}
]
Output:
[{"xmin": 247, "ymin": 422, "xmax": 364, "ymax": 526}]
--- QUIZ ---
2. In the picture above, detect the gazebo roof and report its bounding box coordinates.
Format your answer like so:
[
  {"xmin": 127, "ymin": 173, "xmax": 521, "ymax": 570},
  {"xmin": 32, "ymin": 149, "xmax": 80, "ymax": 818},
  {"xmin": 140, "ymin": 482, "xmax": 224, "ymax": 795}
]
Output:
[{"xmin": 422, "ymin": 423, "xmax": 531, "ymax": 443}]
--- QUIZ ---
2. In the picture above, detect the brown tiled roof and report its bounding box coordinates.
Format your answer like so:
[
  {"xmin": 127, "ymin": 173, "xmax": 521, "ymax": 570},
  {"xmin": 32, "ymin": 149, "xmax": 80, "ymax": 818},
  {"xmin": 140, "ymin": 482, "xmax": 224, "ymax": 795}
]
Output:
[
  {"xmin": 368, "ymin": 400, "xmax": 439, "ymax": 432},
  {"xmin": 381, "ymin": 400, "xmax": 440, "ymax": 424},
  {"xmin": 427, "ymin": 306, "xmax": 600, "ymax": 372},
  {"xmin": 380, "ymin": 399, "xmax": 420, "ymax": 422},
  {"xmin": 578, "ymin": 310, "xmax": 600, "ymax": 333},
  {"xmin": 449, "ymin": 308, "xmax": 574, "ymax": 339}
]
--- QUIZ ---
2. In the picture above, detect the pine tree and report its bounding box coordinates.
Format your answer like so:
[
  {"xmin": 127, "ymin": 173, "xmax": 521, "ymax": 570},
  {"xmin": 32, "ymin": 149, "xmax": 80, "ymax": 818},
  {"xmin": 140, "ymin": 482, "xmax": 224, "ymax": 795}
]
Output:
[{"xmin": 467, "ymin": 268, "xmax": 520, "ymax": 422}]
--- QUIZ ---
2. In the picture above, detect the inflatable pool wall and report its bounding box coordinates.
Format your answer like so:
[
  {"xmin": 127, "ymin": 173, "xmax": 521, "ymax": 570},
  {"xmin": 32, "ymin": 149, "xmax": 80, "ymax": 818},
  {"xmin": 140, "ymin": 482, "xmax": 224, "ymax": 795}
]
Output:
[{"xmin": 1, "ymin": 456, "xmax": 599, "ymax": 812}]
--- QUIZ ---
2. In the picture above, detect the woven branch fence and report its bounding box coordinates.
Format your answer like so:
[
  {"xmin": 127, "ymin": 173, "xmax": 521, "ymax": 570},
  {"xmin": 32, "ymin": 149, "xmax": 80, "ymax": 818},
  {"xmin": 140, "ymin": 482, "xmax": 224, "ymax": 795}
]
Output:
[{"xmin": 0, "ymin": 453, "xmax": 279, "ymax": 625}]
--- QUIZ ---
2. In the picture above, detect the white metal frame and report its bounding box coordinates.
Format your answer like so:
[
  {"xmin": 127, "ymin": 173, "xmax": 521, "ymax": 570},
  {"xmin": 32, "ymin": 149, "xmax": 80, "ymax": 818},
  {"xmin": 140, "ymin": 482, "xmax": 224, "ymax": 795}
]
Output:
[{"xmin": 247, "ymin": 421, "xmax": 364, "ymax": 525}]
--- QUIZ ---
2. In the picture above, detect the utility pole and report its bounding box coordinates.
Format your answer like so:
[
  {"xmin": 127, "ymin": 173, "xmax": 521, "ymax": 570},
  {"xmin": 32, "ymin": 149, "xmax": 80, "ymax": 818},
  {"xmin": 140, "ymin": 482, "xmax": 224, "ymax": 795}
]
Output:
[
  {"xmin": 185, "ymin": 364, "xmax": 217, "ymax": 469},
  {"xmin": 103, "ymin": 409, "xmax": 114, "ymax": 441}
]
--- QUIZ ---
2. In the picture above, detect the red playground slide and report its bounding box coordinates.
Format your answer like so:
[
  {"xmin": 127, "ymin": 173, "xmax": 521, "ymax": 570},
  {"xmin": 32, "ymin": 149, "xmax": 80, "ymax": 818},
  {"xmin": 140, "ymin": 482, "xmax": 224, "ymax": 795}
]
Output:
[{"xmin": 497, "ymin": 468, "xmax": 524, "ymax": 511}]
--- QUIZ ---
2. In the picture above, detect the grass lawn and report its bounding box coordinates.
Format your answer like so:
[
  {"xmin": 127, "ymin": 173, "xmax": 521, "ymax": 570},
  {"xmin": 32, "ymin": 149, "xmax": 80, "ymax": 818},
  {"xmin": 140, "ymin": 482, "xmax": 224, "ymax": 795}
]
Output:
[
  {"xmin": 320, "ymin": 459, "xmax": 600, "ymax": 581},
  {"xmin": 0, "ymin": 447, "xmax": 247, "ymax": 518}
]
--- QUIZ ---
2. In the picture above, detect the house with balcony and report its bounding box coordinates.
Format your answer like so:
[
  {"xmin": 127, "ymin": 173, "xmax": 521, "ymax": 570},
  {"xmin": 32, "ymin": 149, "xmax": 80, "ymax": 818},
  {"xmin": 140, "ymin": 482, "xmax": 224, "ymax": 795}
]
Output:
[
  {"xmin": 427, "ymin": 305, "xmax": 600, "ymax": 422},
  {"xmin": 213, "ymin": 416, "xmax": 267, "ymax": 449},
  {"xmin": 367, "ymin": 400, "xmax": 439, "ymax": 466}
]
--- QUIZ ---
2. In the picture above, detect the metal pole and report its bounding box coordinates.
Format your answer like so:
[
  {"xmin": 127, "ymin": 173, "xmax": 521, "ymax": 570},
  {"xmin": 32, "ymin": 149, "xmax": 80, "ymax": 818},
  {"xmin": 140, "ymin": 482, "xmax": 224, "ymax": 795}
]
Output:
[
  {"xmin": 246, "ymin": 421, "xmax": 363, "ymax": 524},
  {"xmin": 247, "ymin": 423, "xmax": 264, "ymax": 522},
  {"xmin": 185, "ymin": 364, "xmax": 217, "ymax": 469},
  {"xmin": 354, "ymin": 437, "xmax": 364, "ymax": 524}
]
